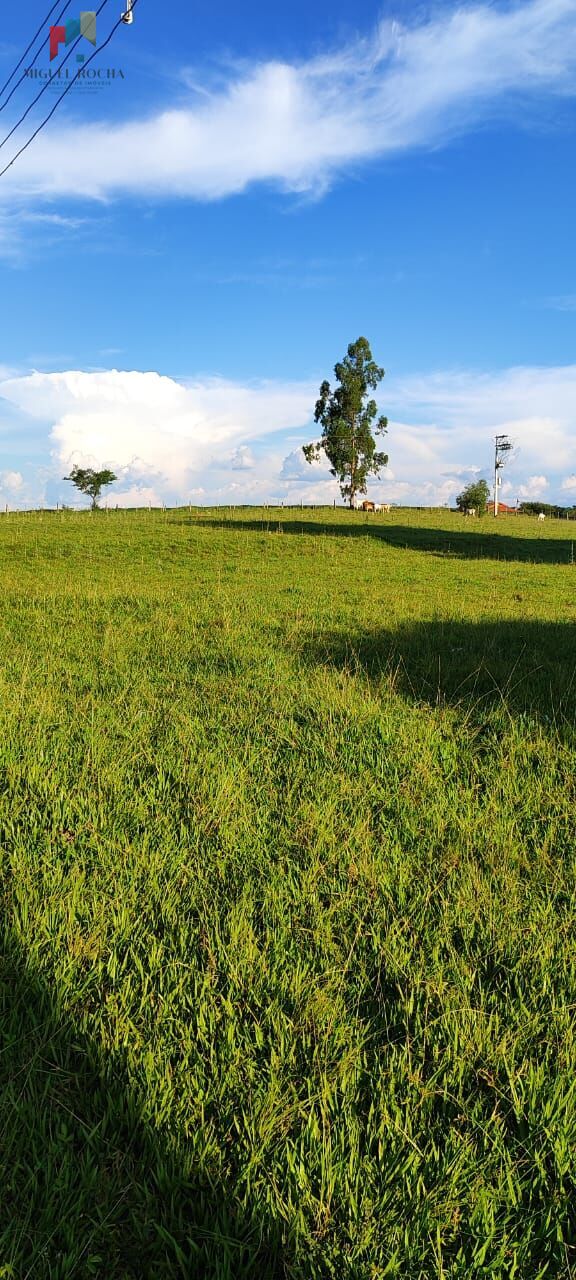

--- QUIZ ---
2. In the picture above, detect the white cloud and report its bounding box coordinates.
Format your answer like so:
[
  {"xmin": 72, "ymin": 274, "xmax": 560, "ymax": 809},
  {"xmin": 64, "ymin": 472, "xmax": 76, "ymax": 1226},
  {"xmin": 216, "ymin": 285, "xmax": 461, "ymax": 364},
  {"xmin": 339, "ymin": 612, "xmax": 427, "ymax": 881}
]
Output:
[
  {"xmin": 0, "ymin": 368, "xmax": 314, "ymax": 503},
  {"xmin": 517, "ymin": 474, "xmax": 550, "ymax": 498},
  {"xmin": 2, "ymin": 1, "xmax": 576, "ymax": 204},
  {"xmin": 280, "ymin": 448, "xmax": 326, "ymax": 482},
  {"xmin": 226, "ymin": 445, "xmax": 256, "ymax": 470},
  {"xmin": 96, "ymin": 484, "xmax": 165, "ymax": 509},
  {"xmin": 0, "ymin": 208, "xmax": 92, "ymax": 262},
  {"xmin": 0, "ymin": 470, "xmax": 24, "ymax": 491},
  {"xmin": 288, "ymin": 362, "xmax": 576, "ymax": 506},
  {"xmin": 387, "ymin": 364, "xmax": 576, "ymax": 472},
  {"xmin": 1, "ymin": 360, "xmax": 575, "ymax": 508},
  {"xmin": 0, "ymin": 468, "xmax": 28, "ymax": 510}
]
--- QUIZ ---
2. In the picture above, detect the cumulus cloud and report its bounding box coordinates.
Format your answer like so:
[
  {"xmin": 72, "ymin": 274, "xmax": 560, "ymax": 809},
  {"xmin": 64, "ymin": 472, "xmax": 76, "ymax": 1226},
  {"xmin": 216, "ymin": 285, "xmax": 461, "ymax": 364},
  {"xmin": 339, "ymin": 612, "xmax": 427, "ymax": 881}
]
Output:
[
  {"xmin": 0, "ymin": 469, "xmax": 28, "ymax": 510},
  {"xmin": 226, "ymin": 446, "xmax": 255, "ymax": 470},
  {"xmin": 0, "ymin": 470, "xmax": 24, "ymax": 492},
  {"xmin": 387, "ymin": 364, "xmax": 576, "ymax": 473},
  {"xmin": 286, "ymin": 362, "xmax": 576, "ymax": 506},
  {"xmin": 1, "ymin": 360, "xmax": 575, "ymax": 508},
  {"xmin": 0, "ymin": 368, "xmax": 314, "ymax": 503},
  {"xmin": 280, "ymin": 448, "xmax": 326, "ymax": 482},
  {"xmin": 517, "ymin": 474, "xmax": 550, "ymax": 498},
  {"xmin": 2, "ymin": 1, "xmax": 576, "ymax": 205},
  {"xmin": 96, "ymin": 484, "xmax": 165, "ymax": 510}
]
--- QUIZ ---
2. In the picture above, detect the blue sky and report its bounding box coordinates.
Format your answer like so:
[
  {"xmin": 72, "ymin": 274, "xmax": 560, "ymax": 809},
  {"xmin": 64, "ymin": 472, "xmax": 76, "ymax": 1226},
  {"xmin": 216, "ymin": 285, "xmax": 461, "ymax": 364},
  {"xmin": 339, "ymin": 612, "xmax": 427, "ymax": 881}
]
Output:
[{"xmin": 0, "ymin": 0, "xmax": 575, "ymax": 508}]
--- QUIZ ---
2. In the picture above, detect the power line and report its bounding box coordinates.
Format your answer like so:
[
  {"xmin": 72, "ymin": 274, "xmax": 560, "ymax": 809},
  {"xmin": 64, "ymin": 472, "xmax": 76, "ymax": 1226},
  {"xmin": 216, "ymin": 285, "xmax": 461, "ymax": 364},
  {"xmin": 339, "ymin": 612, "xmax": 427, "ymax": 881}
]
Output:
[
  {"xmin": 0, "ymin": 0, "xmax": 113, "ymax": 156},
  {"xmin": 0, "ymin": 0, "xmax": 140, "ymax": 183},
  {"xmin": 0, "ymin": 1, "xmax": 73, "ymax": 114}
]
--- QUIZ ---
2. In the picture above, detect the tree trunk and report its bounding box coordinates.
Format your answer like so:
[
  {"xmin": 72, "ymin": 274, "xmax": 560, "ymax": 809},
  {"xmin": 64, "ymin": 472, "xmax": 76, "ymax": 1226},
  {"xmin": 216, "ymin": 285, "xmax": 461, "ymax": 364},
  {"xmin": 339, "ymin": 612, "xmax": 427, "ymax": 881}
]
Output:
[{"xmin": 350, "ymin": 414, "xmax": 356, "ymax": 509}]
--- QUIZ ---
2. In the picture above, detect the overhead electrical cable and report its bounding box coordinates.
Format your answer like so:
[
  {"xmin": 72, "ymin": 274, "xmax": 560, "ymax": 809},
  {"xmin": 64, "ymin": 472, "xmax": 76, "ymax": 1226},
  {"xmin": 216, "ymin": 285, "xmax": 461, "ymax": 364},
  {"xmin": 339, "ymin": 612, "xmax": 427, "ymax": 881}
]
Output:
[
  {"xmin": 0, "ymin": 1, "xmax": 74, "ymax": 112},
  {"xmin": 0, "ymin": 0, "xmax": 140, "ymax": 182}
]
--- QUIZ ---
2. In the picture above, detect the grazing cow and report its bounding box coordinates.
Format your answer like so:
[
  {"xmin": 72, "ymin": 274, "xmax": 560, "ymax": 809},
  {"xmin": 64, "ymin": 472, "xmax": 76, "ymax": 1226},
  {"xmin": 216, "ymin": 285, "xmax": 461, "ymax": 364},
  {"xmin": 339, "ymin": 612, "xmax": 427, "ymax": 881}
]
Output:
[
  {"xmin": 352, "ymin": 498, "xmax": 391, "ymax": 513},
  {"xmin": 538, "ymin": 512, "xmax": 546, "ymax": 521},
  {"xmin": 464, "ymin": 508, "xmax": 476, "ymax": 517}
]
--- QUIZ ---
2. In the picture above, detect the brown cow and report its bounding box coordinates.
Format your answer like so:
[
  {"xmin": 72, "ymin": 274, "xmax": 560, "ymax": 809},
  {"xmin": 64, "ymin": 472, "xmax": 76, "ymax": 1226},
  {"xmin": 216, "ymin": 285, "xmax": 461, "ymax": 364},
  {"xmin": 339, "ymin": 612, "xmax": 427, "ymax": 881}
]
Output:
[{"xmin": 362, "ymin": 500, "xmax": 375, "ymax": 512}]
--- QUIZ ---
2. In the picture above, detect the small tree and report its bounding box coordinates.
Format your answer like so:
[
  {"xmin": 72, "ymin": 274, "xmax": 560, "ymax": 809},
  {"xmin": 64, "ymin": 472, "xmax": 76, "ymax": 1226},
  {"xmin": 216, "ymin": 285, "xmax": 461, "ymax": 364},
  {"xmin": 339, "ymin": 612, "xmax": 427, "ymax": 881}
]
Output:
[
  {"xmin": 63, "ymin": 464, "xmax": 117, "ymax": 510},
  {"xmin": 302, "ymin": 337, "xmax": 389, "ymax": 508},
  {"xmin": 455, "ymin": 478, "xmax": 490, "ymax": 514}
]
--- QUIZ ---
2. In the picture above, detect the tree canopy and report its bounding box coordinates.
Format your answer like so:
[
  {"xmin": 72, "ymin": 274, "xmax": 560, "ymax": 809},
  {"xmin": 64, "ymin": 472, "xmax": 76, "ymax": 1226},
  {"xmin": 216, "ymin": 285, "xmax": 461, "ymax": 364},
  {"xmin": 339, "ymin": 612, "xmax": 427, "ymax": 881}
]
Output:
[
  {"xmin": 63, "ymin": 465, "xmax": 117, "ymax": 510},
  {"xmin": 302, "ymin": 337, "xmax": 388, "ymax": 508},
  {"xmin": 519, "ymin": 502, "xmax": 576, "ymax": 517},
  {"xmin": 455, "ymin": 479, "xmax": 490, "ymax": 514}
]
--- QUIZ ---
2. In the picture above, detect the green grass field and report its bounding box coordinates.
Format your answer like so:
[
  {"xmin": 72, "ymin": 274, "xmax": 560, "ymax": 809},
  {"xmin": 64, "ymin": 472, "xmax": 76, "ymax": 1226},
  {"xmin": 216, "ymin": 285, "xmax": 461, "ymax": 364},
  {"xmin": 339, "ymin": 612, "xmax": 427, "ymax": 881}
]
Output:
[{"xmin": 1, "ymin": 506, "xmax": 575, "ymax": 1279}]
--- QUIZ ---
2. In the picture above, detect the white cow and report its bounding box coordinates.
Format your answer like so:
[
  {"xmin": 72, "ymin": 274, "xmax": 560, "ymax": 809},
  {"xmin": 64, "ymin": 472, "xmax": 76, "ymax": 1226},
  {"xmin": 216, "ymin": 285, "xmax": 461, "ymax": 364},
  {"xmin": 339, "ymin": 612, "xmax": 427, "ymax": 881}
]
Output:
[
  {"xmin": 353, "ymin": 498, "xmax": 391, "ymax": 512},
  {"xmin": 538, "ymin": 512, "xmax": 546, "ymax": 521},
  {"xmin": 464, "ymin": 508, "xmax": 476, "ymax": 517}
]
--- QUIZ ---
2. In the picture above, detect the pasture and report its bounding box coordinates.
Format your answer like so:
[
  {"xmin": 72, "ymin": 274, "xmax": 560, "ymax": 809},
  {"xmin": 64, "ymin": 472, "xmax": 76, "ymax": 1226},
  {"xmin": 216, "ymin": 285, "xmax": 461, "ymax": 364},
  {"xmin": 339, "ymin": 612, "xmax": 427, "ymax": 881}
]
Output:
[{"xmin": 1, "ymin": 505, "xmax": 575, "ymax": 1279}]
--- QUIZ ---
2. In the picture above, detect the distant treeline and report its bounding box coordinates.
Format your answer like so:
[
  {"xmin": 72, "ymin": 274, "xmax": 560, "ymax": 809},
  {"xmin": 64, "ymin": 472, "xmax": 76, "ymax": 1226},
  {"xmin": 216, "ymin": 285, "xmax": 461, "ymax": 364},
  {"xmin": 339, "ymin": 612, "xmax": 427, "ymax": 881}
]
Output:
[{"xmin": 517, "ymin": 502, "xmax": 576, "ymax": 518}]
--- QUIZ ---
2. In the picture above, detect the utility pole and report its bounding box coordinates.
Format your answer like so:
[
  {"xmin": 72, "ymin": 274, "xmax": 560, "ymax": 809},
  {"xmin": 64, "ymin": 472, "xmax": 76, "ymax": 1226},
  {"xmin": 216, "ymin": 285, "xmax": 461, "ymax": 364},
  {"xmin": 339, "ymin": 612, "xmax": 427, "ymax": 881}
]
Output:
[
  {"xmin": 493, "ymin": 433, "xmax": 513, "ymax": 516},
  {"xmin": 121, "ymin": 0, "xmax": 135, "ymax": 21}
]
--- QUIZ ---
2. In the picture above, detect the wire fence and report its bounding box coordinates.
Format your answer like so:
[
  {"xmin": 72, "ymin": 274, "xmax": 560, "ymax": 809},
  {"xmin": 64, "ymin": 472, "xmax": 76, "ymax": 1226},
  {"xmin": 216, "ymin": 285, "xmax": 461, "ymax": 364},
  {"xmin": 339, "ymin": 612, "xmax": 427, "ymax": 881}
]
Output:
[{"xmin": 2, "ymin": 502, "xmax": 576, "ymax": 519}]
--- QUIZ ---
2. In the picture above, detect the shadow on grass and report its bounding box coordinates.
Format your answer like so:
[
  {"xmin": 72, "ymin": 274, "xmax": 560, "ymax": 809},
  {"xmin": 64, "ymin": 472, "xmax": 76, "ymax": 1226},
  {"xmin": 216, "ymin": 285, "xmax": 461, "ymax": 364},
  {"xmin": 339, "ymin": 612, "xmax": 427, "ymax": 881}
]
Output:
[
  {"xmin": 184, "ymin": 516, "xmax": 576, "ymax": 565},
  {"xmin": 304, "ymin": 618, "xmax": 576, "ymax": 728},
  {"xmin": 0, "ymin": 928, "xmax": 287, "ymax": 1280}
]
